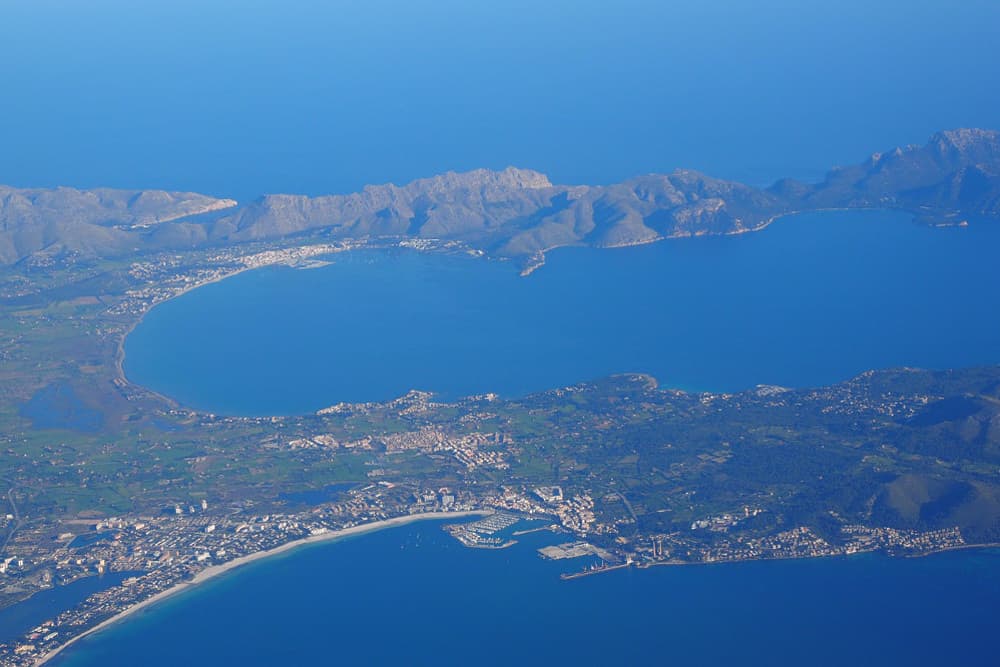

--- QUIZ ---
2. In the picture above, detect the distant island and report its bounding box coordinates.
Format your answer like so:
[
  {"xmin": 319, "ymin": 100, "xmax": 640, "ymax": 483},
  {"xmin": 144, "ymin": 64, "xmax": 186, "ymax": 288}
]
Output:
[
  {"xmin": 2, "ymin": 128, "xmax": 998, "ymax": 274},
  {"xmin": 1, "ymin": 129, "xmax": 999, "ymax": 664}
]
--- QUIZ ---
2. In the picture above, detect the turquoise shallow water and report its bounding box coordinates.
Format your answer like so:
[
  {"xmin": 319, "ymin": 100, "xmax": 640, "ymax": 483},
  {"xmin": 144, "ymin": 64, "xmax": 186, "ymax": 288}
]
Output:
[
  {"xmin": 125, "ymin": 210, "xmax": 1000, "ymax": 415},
  {"xmin": 48, "ymin": 522, "xmax": 1000, "ymax": 667}
]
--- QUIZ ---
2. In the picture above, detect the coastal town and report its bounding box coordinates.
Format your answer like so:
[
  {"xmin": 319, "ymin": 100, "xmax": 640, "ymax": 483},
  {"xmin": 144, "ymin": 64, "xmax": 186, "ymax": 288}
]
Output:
[
  {"xmin": 1, "ymin": 233, "xmax": 999, "ymax": 664},
  {"xmin": 0, "ymin": 475, "xmax": 970, "ymax": 665},
  {"xmin": 2, "ymin": 0, "xmax": 999, "ymax": 658}
]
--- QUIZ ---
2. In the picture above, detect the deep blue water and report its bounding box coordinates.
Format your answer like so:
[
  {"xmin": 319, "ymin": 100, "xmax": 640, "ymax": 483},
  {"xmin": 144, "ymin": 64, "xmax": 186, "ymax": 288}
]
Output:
[
  {"xmin": 8, "ymin": 1, "xmax": 1000, "ymax": 662},
  {"xmin": 3, "ymin": 1, "xmax": 999, "ymax": 200},
  {"xmin": 125, "ymin": 210, "xmax": 1000, "ymax": 415},
  {"xmin": 49, "ymin": 522, "xmax": 1000, "ymax": 667}
]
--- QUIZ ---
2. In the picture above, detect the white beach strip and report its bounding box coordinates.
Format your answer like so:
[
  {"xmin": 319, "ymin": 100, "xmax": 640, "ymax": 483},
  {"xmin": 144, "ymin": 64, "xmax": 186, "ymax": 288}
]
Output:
[{"xmin": 36, "ymin": 510, "xmax": 489, "ymax": 666}]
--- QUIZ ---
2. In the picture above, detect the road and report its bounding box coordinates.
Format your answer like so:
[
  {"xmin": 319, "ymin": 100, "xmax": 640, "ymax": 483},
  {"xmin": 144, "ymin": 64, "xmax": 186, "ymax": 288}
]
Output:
[
  {"xmin": 616, "ymin": 492, "xmax": 639, "ymax": 523},
  {"xmin": 0, "ymin": 485, "xmax": 21, "ymax": 559}
]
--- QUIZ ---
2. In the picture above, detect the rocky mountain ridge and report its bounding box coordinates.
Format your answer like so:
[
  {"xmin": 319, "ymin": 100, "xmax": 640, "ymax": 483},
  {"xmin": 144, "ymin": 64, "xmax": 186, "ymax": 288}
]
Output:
[
  {"xmin": 1, "ymin": 129, "xmax": 997, "ymax": 269},
  {"xmin": 0, "ymin": 186, "xmax": 236, "ymax": 266},
  {"xmin": 772, "ymin": 128, "xmax": 1000, "ymax": 216}
]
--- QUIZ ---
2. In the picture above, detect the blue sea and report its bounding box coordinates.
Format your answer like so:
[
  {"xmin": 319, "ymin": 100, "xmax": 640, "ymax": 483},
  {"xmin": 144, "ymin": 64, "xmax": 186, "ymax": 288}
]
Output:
[
  {"xmin": 114, "ymin": 208, "xmax": 1000, "ymax": 667},
  {"xmin": 6, "ymin": 0, "xmax": 1000, "ymax": 663},
  {"xmin": 125, "ymin": 210, "xmax": 1000, "ymax": 414},
  {"xmin": 2, "ymin": 1, "xmax": 999, "ymax": 200},
  {"xmin": 48, "ymin": 523, "xmax": 1000, "ymax": 667}
]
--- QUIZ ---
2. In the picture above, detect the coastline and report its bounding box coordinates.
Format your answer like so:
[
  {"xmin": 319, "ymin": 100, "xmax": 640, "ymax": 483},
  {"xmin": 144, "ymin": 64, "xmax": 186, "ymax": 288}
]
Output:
[
  {"xmin": 111, "ymin": 205, "xmax": 940, "ymax": 423},
  {"xmin": 901, "ymin": 541, "xmax": 1000, "ymax": 559},
  {"xmin": 113, "ymin": 264, "xmax": 257, "ymax": 407},
  {"xmin": 112, "ymin": 238, "xmax": 480, "ymax": 406},
  {"xmin": 516, "ymin": 206, "xmax": 877, "ymax": 278},
  {"xmin": 116, "ymin": 205, "xmax": 913, "ymax": 400},
  {"xmin": 618, "ymin": 541, "xmax": 1000, "ymax": 577},
  {"xmin": 113, "ymin": 240, "xmax": 364, "ymax": 405},
  {"xmin": 35, "ymin": 510, "xmax": 489, "ymax": 666}
]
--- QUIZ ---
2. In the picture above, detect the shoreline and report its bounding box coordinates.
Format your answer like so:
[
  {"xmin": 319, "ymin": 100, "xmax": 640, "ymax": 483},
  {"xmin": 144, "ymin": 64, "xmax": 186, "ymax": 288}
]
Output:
[
  {"xmin": 117, "ymin": 206, "xmax": 923, "ymax": 412},
  {"xmin": 516, "ymin": 206, "xmax": 895, "ymax": 277},
  {"xmin": 112, "ymin": 239, "xmax": 477, "ymax": 411},
  {"xmin": 113, "ymin": 264, "xmax": 258, "ymax": 407},
  {"xmin": 901, "ymin": 541, "xmax": 1000, "ymax": 559},
  {"xmin": 36, "ymin": 510, "xmax": 489, "ymax": 666},
  {"xmin": 113, "ymin": 240, "xmax": 372, "ymax": 389},
  {"xmin": 602, "ymin": 541, "xmax": 1000, "ymax": 577}
]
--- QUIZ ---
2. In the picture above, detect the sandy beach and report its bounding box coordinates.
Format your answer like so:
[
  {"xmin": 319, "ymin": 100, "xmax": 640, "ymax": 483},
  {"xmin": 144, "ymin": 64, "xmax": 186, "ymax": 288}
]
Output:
[{"xmin": 36, "ymin": 510, "xmax": 488, "ymax": 665}]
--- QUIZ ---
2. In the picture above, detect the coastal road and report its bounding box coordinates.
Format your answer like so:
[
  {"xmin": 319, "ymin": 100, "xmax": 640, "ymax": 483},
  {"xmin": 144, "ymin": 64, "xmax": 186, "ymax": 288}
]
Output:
[{"xmin": 0, "ymin": 484, "xmax": 21, "ymax": 559}]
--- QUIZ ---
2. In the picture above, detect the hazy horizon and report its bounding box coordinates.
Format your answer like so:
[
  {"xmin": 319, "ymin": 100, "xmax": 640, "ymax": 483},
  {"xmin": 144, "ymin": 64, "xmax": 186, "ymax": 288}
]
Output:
[{"xmin": 4, "ymin": 0, "xmax": 1000, "ymax": 200}]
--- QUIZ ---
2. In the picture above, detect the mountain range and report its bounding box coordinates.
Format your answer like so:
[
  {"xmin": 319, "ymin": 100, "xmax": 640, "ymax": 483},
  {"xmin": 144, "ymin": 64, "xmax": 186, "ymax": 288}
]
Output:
[{"xmin": 2, "ymin": 128, "xmax": 998, "ymax": 269}]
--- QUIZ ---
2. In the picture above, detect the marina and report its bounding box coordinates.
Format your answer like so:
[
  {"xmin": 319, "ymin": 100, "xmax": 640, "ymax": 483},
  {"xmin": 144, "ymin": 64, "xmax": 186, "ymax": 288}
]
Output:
[
  {"xmin": 45, "ymin": 523, "xmax": 1000, "ymax": 667},
  {"xmin": 443, "ymin": 513, "xmax": 523, "ymax": 550}
]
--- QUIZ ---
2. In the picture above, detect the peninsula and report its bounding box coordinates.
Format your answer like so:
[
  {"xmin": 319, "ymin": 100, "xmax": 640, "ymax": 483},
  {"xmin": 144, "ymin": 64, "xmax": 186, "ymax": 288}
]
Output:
[
  {"xmin": 1, "ymin": 129, "xmax": 1000, "ymax": 665},
  {"xmin": 34, "ymin": 510, "xmax": 487, "ymax": 666},
  {"xmin": 2, "ymin": 129, "xmax": 998, "ymax": 274}
]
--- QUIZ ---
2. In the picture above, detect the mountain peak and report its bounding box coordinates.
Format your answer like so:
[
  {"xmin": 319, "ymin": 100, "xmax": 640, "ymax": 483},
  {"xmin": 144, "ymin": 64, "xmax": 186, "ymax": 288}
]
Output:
[
  {"xmin": 930, "ymin": 128, "xmax": 1000, "ymax": 159},
  {"xmin": 403, "ymin": 167, "xmax": 552, "ymax": 194}
]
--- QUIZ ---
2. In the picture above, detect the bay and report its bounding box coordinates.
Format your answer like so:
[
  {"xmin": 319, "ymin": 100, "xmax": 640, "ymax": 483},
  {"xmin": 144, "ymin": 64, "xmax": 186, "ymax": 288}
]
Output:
[
  {"xmin": 125, "ymin": 210, "xmax": 1000, "ymax": 415},
  {"xmin": 49, "ymin": 522, "xmax": 1000, "ymax": 667},
  {"xmin": 6, "ymin": 1, "xmax": 1000, "ymax": 664}
]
